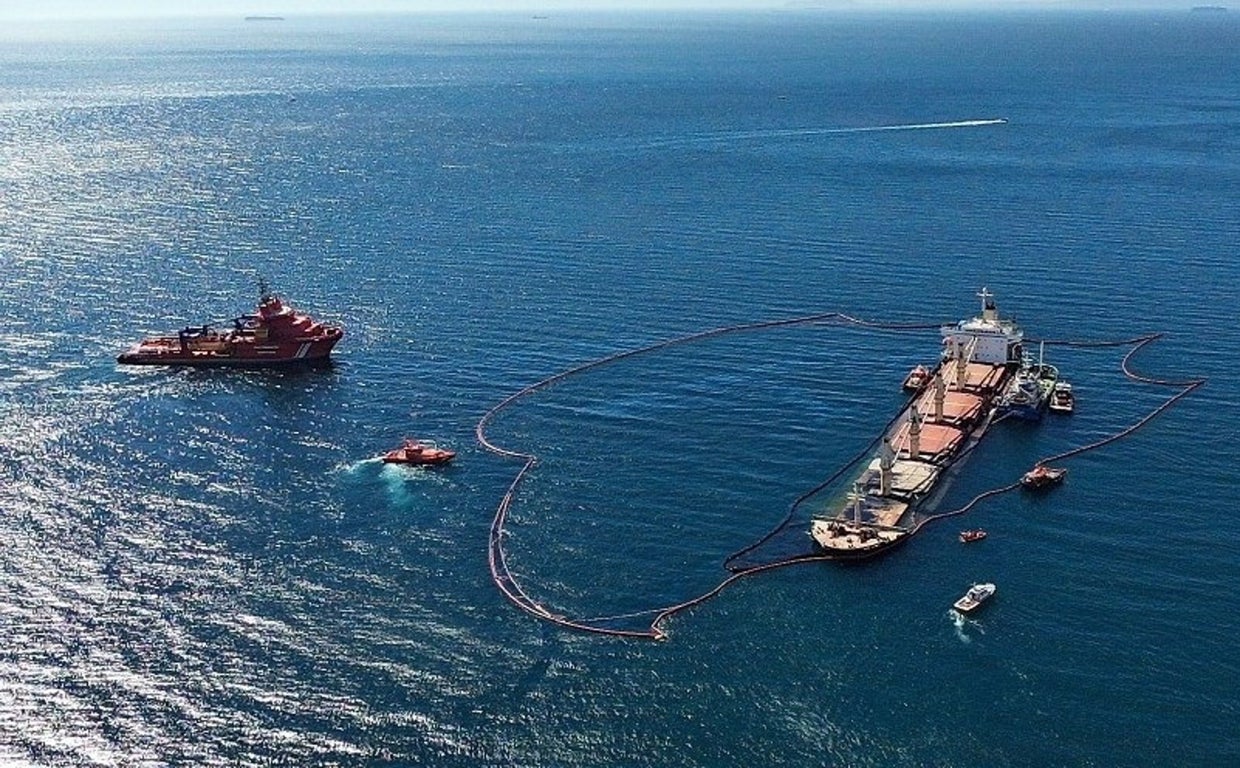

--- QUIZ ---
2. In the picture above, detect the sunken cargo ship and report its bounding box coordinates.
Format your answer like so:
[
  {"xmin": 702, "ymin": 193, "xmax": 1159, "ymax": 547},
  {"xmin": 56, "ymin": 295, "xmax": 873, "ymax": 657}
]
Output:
[{"xmin": 809, "ymin": 289, "xmax": 1024, "ymax": 559}]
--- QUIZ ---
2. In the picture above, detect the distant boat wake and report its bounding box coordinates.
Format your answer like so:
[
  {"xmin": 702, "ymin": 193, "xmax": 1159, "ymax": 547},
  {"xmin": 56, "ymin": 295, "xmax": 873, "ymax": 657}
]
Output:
[
  {"xmin": 826, "ymin": 118, "xmax": 1007, "ymax": 133},
  {"xmin": 638, "ymin": 118, "xmax": 1007, "ymax": 149}
]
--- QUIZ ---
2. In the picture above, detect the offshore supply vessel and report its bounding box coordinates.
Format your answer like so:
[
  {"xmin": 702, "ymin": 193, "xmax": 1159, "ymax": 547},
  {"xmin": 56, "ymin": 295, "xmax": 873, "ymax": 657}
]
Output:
[
  {"xmin": 117, "ymin": 284, "xmax": 343, "ymax": 367},
  {"xmin": 809, "ymin": 288, "xmax": 1025, "ymax": 559}
]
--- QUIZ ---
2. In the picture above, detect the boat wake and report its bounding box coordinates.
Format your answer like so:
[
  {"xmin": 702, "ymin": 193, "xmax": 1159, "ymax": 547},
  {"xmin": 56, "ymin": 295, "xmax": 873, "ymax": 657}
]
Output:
[
  {"xmin": 814, "ymin": 118, "xmax": 1007, "ymax": 136},
  {"xmin": 886, "ymin": 117, "xmax": 1002, "ymax": 129},
  {"xmin": 335, "ymin": 455, "xmax": 450, "ymax": 507},
  {"xmin": 639, "ymin": 118, "xmax": 1006, "ymax": 149},
  {"xmin": 378, "ymin": 463, "xmax": 421, "ymax": 505},
  {"xmin": 337, "ymin": 456, "xmax": 385, "ymax": 475},
  {"xmin": 950, "ymin": 609, "xmax": 985, "ymax": 644}
]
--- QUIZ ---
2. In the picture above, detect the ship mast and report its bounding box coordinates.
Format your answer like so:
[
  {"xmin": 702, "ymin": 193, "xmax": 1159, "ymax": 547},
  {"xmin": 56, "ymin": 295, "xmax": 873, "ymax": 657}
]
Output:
[
  {"xmin": 978, "ymin": 286, "xmax": 997, "ymax": 323},
  {"xmin": 878, "ymin": 437, "xmax": 894, "ymax": 496},
  {"xmin": 932, "ymin": 371, "xmax": 945, "ymax": 422},
  {"xmin": 954, "ymin": 337, "xmax": 968, "ymax": 389},
  {"xmin": 908, "ymin": 405, "xmax": 922, "ymax": 460}
]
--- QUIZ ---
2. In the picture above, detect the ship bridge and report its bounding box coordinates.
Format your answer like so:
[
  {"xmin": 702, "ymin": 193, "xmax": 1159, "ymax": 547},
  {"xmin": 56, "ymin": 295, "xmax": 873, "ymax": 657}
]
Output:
[{"xmin": 941, "ymin": 287, "xmax": 1024, "ymax": 366}]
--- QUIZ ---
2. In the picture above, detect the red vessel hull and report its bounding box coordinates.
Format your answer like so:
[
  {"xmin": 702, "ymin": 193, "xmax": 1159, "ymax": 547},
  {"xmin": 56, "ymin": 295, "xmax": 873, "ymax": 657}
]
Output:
[
  {"xmin": 382, "ymin": 451, "xmax": 455, "ymax": 466},
  {"xmin": 117, "ymin": 334, "xmax": 341, "ymax": 367},
  {"xmin": 382, "ymin": 440, "xmax": 456, "ymax": 466}
]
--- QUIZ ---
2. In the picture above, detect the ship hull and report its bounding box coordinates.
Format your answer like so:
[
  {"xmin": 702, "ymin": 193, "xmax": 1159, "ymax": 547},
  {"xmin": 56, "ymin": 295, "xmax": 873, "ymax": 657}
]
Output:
[
  {"xmin": 811, "ymin": 531, "xmax": 911, "ymax": 561},
  {"xmin": 117, "ymin": 336, "xmax": 340, "ymax": 367},
  {"xmin": 117, "ymin": 288, "xmax": 343, "ymax": 369},
  {"xmin": 999, "ymin": 403, "xmax": 1043, "ymax": 421}
]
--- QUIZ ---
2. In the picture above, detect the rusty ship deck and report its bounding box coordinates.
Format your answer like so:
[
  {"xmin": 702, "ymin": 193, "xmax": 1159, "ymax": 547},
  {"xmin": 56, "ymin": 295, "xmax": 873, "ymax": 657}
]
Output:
[{"xmin": 809, "ymin": 290, "xmax": 1026, "ymax": 559}]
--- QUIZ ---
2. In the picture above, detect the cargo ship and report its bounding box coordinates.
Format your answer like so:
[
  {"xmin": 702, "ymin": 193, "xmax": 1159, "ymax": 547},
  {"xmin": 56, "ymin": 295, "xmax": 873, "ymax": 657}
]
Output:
[
  {"xmin": 809, "ymin": 289, "xmax": 1025, "ymax": 559},
  {"xmin": 117, "ymin": 284, "xmax": 343, "ymax": 367}
]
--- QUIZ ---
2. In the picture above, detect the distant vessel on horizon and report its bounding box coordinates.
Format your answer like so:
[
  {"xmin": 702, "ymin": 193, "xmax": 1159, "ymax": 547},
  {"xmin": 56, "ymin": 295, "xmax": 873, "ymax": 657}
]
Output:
[
  {"xmin": 244, "ymin": 15, "xmax": 285, "ymax": 22},
  {"xmin": 1190, "ymin": 5, "xmax": 1227, "ymax": 11}
]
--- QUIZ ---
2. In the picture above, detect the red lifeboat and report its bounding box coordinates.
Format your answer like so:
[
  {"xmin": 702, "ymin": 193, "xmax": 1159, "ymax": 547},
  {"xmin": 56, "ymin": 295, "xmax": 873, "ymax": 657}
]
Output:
[
  {"xmin": 383, "ymin": 439, "xmax": 456, "ymax": 467},
  {"xmin": 959, "ymin": 529, "xmax": 988, "ymax": 543}
]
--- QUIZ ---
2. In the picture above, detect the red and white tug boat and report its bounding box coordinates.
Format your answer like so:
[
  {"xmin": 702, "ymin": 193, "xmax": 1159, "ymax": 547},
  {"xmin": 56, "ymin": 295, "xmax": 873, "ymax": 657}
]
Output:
[
  {"xmin": 383, "ymin": 439, "xmax": 456, "ymax": 467},
  {"xmin": 1021, "ymin": 464, "xmax": 1067, "ymax": 489},
  {"xmin": 117, "ymin": 283, "xmax": 343, "ymax": 367},
  {"xmin": 959, "ymin": 529, "xmax": 988, "ymax": 543}
]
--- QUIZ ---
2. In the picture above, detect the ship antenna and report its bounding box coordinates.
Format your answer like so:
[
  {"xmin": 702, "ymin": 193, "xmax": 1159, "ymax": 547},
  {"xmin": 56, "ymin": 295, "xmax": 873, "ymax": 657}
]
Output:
[
  {"xmin": 977, "ymin": 286, "xmax": 994, "ymax": 312},
  {"xmin": 258, "ymin": 277, "xmax": 272, "ymax": 303}
]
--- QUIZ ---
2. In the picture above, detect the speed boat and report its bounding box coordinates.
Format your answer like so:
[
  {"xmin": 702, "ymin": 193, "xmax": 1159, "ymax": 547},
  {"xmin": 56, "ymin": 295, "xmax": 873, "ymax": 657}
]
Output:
[{"xmin": 953, "ymin": 582, "xmax": 996, "ymax": 613}]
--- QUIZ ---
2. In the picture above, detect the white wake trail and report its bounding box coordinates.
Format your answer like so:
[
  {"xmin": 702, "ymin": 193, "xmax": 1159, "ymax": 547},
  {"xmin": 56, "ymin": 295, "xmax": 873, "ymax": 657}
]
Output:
[
  {"xmin": 833, "ymin": 118, "xmax": 1008, "ymax": 133},
  {"xmin": 641, "ymin": 118, "xmax": 1007, "ymax": 149}
]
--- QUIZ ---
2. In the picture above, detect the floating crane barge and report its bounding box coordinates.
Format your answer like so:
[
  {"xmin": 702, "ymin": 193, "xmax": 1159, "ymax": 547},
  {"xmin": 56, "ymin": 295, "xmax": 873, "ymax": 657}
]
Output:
[{"xmin": 810, "ymin": 289, "xmax": 1025, "ymax": 559}]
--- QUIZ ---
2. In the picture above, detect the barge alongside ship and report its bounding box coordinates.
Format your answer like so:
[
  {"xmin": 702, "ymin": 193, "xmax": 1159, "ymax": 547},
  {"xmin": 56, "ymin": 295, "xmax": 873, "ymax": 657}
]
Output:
[{"xmin": 810, "ymin": 289, "xmax": 1026, "ymax": 559}]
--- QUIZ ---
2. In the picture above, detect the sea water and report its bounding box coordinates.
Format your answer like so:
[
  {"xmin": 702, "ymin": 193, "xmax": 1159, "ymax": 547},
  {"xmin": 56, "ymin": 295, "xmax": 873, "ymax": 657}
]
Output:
[{"xmin": 1, "ymin": 10, "xmax": 1238, "ymax": 765}]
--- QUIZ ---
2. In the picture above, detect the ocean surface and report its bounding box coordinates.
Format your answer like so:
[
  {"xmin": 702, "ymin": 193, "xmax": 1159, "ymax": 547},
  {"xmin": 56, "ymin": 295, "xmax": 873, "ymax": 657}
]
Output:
[{"xmin": 2, "ymin": 9, "xmax": 1238, "ymax": 766}]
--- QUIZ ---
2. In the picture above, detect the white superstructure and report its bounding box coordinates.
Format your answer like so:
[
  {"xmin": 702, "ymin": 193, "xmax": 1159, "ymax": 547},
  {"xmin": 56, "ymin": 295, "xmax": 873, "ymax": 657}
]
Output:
[{"xmin": 940, "ymin": 287, "xmax": 1024, "ymax": 366}]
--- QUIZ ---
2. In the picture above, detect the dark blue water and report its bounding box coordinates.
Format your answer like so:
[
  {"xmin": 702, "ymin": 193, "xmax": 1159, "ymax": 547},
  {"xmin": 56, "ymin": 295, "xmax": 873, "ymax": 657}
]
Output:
[{"xmin": 2, "ymin": 10, "xmax": 1238, "ymax": 765}]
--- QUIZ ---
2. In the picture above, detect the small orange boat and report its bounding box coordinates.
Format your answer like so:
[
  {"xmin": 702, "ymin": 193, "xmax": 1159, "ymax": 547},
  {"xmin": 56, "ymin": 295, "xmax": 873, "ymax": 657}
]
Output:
[
  {"xmin": 959, "ymin": 529, "xmax": 987, "ymax": 543},
  {"xmin": 383, "ymin": 439, "xmax": 456, "ymax": 466},
  {"xmin": 1021, "ymin": 464, "xmax": 1067, "ymax": 489}
]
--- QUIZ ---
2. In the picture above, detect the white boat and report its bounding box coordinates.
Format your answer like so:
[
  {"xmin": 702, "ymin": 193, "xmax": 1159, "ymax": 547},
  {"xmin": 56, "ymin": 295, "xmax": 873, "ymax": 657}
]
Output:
[
  {"xmin": 1049, "ymin": 380, "xmax": 1075, "ymax": 414},
  {"xmin": 953, "ymin": 582, "xmax": 995, "ymax": 613}
]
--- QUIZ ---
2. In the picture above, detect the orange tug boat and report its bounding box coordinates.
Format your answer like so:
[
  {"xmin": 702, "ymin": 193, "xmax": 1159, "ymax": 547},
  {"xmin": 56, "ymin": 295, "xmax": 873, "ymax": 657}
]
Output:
[
  {"xmin": 117, "ymin": 286, "xmax": 342, "ymax": 367},
  {"xmin": 382, "ymin": 439, "xmax": 456, "ymax": 467}
]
